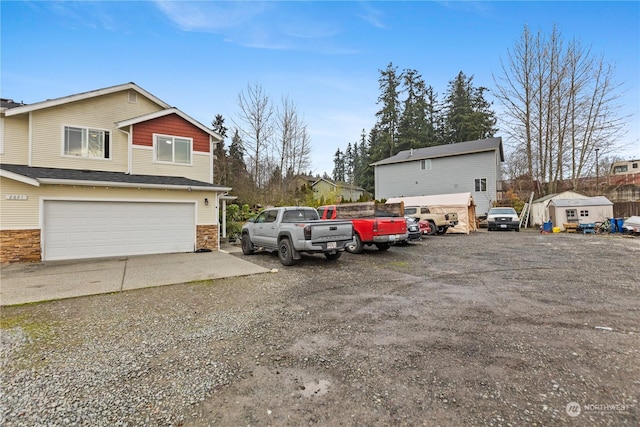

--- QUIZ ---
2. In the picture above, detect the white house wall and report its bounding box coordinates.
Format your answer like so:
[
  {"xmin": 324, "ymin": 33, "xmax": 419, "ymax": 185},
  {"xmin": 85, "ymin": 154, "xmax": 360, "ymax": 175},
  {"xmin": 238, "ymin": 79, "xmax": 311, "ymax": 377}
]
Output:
[{"xmin": 375, "ymin": 150, "xmax": 499, "ymax": 215}]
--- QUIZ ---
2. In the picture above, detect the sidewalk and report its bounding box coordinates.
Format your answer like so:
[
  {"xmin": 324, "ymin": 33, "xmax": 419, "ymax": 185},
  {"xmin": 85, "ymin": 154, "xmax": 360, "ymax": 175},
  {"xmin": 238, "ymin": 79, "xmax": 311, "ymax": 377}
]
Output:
[{"xmin": 0, "ymin": 245, "xmax": 270, "ymax": 306}]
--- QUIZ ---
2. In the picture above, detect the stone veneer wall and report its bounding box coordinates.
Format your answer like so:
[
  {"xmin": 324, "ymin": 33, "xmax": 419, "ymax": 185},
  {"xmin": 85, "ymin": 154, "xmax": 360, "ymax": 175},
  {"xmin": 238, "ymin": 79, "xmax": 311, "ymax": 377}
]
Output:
[
  {"xmin": 196, "ymin": 225, "xmax": 219, "ymax": 251},
  {"xmin": 0, "ymin": 229, "xmax": 42, "ymax": 263}
]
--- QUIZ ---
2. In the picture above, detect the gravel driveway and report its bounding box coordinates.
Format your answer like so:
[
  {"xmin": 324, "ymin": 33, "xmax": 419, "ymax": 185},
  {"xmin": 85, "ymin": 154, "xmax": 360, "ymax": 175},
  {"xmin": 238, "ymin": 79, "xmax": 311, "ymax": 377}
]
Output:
[{"xmin": 1, "ymin": 231, "xmax": 639, "ymax": 426}]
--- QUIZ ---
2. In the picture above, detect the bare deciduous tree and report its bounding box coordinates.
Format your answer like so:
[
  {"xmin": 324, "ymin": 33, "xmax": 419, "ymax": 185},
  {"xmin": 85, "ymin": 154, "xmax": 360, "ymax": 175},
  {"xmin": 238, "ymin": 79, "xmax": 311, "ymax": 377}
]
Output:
[
  {"xmin": 495, "ymin": 24, "xmax": 627, "ymax": 193},
  {"xmin": 233, "ymin": 83, "xmax": 275, "ymax": 190}
]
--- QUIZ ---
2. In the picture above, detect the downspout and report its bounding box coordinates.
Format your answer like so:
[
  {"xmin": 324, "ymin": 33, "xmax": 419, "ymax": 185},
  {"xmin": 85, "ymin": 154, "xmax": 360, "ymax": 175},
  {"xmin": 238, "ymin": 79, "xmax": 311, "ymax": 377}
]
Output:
[
  {"xmin": 117, "ymin": 127, "xmax": 132, "ymax": 174},
  {"xmin": 28, "ymin": 112, "xmax": 33, "ymax": 166},
  {"xmin": 210, "ymin": 136, "xmax": 214, "ymax": 184}
]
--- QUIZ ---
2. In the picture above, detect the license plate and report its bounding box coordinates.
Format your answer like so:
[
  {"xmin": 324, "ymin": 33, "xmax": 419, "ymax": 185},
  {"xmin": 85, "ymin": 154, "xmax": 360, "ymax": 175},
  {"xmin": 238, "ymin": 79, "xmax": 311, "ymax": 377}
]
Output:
[
  {"xmin": 327, "ymin": 241, "xmax": 336, "ymax": 249},
  {"xmin": 389, "ymin": 235, "xmax": 396, "ymax": 242},
  {"xmin": 500, "ymin": 224, "xmax": 507, "ymax": 228}
]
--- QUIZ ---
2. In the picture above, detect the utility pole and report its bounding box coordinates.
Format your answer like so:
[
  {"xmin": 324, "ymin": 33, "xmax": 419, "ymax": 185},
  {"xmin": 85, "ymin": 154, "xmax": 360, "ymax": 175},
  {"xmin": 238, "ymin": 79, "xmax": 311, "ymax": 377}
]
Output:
[{"xmin": 595, "ymin": 148, "xmax": 600, "ymax": 194}]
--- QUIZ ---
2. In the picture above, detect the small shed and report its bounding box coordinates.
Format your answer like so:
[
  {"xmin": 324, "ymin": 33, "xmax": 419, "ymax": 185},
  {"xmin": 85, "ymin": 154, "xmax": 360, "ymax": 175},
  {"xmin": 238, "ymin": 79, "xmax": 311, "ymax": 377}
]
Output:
[
  {"xmin": 530, "ymin": 191, "xmax": 587, "ymax": 227},
  {"xmin": 548, "ymin": 196, "xmax": 614, "ymax": 231},
  {"xmin": 386, "ymin": 192, "xmax": 477, "ymax": 234}
]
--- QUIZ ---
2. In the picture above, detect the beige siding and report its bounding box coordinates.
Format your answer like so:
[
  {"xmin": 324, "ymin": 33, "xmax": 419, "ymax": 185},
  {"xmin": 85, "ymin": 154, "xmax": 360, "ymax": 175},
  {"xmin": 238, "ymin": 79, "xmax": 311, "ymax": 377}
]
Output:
[
  {"xmin": 1, "ymin": 177, "xmax": 220, "ymax": 229},
  {"xmin": 132, "ymin": 147, "xmax": 211, "ymax": 182},
  {"xmin": 29, "ymin": 92, "xmax": 163, "ymax": 171},
  {"xmin": 0, "ymin": 178, "xmax": 41, "ymax": 228},
  {"xmin": 0, "ymin": 115, "xmax": 29, "ymax": 164}
]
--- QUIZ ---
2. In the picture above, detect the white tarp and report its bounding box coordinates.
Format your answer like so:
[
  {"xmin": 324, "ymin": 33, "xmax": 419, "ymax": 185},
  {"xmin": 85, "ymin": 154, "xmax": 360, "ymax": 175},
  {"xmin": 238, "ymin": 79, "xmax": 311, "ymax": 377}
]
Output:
[{"xmin": 386, "ymin": 192, "xmax": 477, "ymax": 234}]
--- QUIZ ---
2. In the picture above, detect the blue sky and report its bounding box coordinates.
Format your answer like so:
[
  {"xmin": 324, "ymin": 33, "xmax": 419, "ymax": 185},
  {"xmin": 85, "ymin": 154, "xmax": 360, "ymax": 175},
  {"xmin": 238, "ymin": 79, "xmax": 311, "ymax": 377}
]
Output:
[{"xmin": 2, "ymin": 1, "xmax": 639, "ymax": 176}]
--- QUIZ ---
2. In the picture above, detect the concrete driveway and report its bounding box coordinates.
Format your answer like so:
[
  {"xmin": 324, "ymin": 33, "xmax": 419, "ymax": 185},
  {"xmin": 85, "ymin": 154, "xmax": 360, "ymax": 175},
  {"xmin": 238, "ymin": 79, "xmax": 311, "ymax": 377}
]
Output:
[{"xmin": 0, "ymin": 245, "xmax": 270, "ymax": 306}]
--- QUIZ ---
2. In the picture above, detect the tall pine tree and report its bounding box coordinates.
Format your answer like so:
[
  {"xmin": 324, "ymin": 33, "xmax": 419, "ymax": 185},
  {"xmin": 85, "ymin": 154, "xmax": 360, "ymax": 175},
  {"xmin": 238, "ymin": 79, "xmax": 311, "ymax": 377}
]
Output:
[{"xmin": 371, "ymin": 62, "xmax": 402, "ymax": 161}]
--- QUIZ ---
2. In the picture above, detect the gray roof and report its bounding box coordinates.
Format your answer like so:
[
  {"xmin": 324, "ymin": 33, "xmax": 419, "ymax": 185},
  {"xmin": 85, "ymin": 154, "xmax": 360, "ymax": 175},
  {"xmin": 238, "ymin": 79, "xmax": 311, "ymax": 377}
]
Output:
[
  {"xmin": 1, "ymin": 98, "xmax": 26, "ymax": 109},
  {"xmin": 0, "ymin": 164, "xmax": 230, "ymax": 191},
  {"xmin": 371, "ymin": 137, "xmax": 503, "ymax": 166},
  {"xmin": 549, "ymin": 196, "xmax": 613, "ymax": 207}
]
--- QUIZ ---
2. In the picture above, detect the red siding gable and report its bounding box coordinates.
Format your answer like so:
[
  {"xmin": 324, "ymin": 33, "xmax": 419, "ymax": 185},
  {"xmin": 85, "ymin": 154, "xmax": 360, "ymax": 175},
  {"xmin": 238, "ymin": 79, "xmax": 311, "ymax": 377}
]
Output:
[{"xmin": 132, "ymin": 114, "xmax": 210, "ymax": 152}]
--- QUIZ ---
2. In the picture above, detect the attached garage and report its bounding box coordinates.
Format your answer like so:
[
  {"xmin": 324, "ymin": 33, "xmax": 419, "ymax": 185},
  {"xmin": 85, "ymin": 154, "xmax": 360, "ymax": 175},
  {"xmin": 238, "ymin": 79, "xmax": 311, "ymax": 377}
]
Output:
[{"xmin": 43, "ymin": 200, "xmax": 196, "ymax": 261}]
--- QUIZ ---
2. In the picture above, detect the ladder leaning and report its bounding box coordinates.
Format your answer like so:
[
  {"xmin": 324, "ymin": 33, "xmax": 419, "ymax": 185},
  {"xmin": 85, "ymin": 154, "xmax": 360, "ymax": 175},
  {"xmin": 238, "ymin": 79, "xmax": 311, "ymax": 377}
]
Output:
[{"xmin": 519, "ymin": 192, "xmax": 535, "ymax": 229}]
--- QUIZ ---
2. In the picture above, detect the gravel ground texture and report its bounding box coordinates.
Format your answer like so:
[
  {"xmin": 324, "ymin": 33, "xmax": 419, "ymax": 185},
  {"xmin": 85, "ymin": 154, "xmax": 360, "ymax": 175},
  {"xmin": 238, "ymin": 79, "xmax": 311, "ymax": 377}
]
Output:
[{"xmin": 1, "ymin": 230, "xmax": 639, "ymax": 426}]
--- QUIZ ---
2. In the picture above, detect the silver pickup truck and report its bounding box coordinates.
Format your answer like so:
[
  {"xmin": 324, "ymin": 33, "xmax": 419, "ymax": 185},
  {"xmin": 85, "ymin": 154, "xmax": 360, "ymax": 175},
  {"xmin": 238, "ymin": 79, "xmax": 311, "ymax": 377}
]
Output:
[{"xmin": 241, "ymin": 206, "xmax": 354, "ymax": 266}]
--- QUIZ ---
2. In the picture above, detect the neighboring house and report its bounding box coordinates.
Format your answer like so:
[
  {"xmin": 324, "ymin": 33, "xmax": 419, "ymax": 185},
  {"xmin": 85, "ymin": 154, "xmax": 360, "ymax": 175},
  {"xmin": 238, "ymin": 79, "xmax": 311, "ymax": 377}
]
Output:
[
  {"xmin": 610, "ymin": 159, "xmax": 640, "ymax": 175},
  {"xmin": 311, "ymin": 178, "xmax": 367, "ymax": 203},
  {"xmin": 372, "ymin": 137, "xmax": 504, "ymax": 216},
  {"xmin": 0, "ymin": 83, "xmax": 231, "ymax": 263},
  {"xmin": 548, "ymin": 196, "xmax": 614, "ymax": 231},
  {"xmin": 530, "ymin": 191, "xmax": 586, "ymax": 228}
]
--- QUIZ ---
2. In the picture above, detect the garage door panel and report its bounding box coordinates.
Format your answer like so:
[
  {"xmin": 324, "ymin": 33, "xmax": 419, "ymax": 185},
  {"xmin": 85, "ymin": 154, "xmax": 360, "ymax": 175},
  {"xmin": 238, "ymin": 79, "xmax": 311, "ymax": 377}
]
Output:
[{"xmin": 44, "ymin": 201, "xmax": 196, "ymax": 261}]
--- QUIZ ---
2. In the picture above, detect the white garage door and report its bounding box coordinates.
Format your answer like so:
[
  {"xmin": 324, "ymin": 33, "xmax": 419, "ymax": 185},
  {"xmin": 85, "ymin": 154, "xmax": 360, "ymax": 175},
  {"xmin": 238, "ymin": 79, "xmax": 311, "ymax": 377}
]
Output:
[{"xmin": 43, "ymin": 201, "xmax": 195, "ymax": 261}]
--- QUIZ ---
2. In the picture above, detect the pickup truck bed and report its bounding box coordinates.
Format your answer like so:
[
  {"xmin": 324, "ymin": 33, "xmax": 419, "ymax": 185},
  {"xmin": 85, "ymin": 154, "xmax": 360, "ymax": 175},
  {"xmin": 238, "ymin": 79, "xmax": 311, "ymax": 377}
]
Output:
[{"xmin": 318, "ymin": 205, "xmax": 408, "ymax": 254}]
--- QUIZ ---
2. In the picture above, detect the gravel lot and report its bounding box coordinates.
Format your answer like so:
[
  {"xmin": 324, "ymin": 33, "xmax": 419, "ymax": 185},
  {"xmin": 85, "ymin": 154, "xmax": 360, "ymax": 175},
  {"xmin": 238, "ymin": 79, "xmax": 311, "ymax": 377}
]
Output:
[{"xmin": 1, "ymin": 230, "xmax": 639, "ymax": 426}]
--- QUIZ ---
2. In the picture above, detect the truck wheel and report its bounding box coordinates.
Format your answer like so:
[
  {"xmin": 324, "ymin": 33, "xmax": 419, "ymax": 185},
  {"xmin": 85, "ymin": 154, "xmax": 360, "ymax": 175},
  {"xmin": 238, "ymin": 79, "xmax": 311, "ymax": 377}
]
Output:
[
  {"xmin": 428, "ymin": 221, "xmax": 438, "ymax": 236},
  {"xmin": 346, "ymin": 234, "xmax": 364, "ymax": 254},
  {"xmin": 241, "ymin": 234, "xmax": 254, "ymax": 255},
  {"xmin": 278, "ymin": 238, "xmax": 297, "ymax": 266},
  {"xmin": 325, "ymin": 252, "xmax": 342, "ymax": 261},
  {"xmin": 437, "ymin": 226, "xmax": 448, "ymax": 235},
  {"xmin": 375, "ymin": 243, "xmax": 390, "ymax": 251}
]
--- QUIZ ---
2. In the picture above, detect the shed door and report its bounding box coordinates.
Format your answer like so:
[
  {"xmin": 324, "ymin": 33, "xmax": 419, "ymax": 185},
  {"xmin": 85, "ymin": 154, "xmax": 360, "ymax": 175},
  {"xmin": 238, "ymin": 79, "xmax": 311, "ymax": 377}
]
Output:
[{"xmin": 43, "ymin": 201, "xmax": 195, "ymax": 261}]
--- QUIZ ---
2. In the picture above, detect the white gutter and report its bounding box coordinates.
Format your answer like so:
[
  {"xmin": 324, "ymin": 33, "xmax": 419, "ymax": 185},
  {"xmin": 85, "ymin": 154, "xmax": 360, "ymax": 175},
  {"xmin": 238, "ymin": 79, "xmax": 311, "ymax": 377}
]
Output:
[
  {"xmin": 37, "ymin": 178, "xmax": 232, "ymax": 192},
  {"xmin": 0, "ymin": 169, "xmax": 40, "ymax": 186}
]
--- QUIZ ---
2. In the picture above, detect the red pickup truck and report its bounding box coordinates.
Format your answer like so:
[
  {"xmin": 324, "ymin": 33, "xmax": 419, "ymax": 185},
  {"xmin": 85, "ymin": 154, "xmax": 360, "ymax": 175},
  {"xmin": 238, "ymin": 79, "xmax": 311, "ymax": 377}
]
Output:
[{"xmin": 318, "ymin": 205, "xmax": 408, "ymax": 254}]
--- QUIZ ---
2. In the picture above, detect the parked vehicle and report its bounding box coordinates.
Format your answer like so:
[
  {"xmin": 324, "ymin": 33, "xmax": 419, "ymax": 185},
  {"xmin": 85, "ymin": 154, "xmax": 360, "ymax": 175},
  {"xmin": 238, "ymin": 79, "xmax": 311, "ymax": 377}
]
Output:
[
  {"xmin": 404, "ymin": 205, "xmax": 457, "ymax": 235},
  {"xmin": 405, "ymin": 216, "xmax": 422, "ymax": 241},
  {"xmin": 487, "ymin": 207, "xmax": 520, "ymax": 231},
  {"xmin": 241, "ymin": 206, "xmax": 354, "ymax": 266},
  {"xmin": 318, "ymin": 204, "xmax": 408, "ymax": 254},
  {"xmin": 417, "ymin": 219, "xmax": 432, "ymax": 235}
]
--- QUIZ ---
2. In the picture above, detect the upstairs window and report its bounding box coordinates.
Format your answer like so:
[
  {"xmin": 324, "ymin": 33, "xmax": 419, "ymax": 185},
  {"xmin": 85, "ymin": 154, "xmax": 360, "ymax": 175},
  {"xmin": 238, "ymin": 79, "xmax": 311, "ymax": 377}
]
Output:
[
  {"xmin": 154, "ymin": 135, "xmax": 192, "ymax": 165},
  {"xmin": 421, "ymin": 159, "xmax": 432, "ymax": 170},
  {"xmin": 474, "ymin": 178, "xmax": 487, "ymax": 192},
  {"xmin": 63, "ymin": 126, "xmax": 110, "ymax": 159}
]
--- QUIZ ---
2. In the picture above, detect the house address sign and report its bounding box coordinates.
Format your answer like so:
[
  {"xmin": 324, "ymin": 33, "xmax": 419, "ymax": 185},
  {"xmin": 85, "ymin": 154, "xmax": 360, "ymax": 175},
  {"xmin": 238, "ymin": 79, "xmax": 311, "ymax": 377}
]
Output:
[{"xmin": 5, "ymin": 195, "xmax": 28, "ymax": 200}]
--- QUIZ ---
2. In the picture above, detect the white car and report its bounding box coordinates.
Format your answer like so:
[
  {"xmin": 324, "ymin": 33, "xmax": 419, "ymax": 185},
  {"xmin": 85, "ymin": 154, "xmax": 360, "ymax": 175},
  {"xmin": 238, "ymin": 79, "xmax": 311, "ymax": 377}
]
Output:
[{"xmin": 487, "ymin": 207, "xmax": 520, "ymax": 231}]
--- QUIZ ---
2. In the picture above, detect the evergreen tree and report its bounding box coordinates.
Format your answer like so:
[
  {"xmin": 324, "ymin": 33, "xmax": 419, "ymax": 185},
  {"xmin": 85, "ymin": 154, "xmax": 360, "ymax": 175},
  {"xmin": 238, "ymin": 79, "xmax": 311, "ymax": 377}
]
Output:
[
  {"xmin": 371, "ymin": 62, "xmax": 402, "ymax": 161},
  {"xmin": 443, "ymin": 71, "xmax": 497, "ymax": 143},
  {"xmin": 424, "ymin": 86, "xmax": 445, "ymax": 146},
  {"xmin": 397, "ymin": 69, "xmax": 430, "ymax": 151},
  {"xmin": 332, "ymin": 148, "xmax": 345, "ymax": 182},
  {"xmin": 345, "ymin": 142, "xmax": 355, "ymax": 184},
  {"xmin": 212, "ymin": 114, "xmax": 229, "ymax": 185}
]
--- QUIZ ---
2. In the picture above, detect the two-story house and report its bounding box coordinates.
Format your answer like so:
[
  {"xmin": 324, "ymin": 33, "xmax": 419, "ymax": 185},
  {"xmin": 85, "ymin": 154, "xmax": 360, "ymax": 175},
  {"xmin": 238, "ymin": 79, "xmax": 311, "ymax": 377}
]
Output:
[
  {"xmin": 0, "ymin": 83, "xmax": 231, "ymax": 263},
  {"xmin": 372, "ymin": 137, "xmax": 504, "ymax": 216},
  {"xmin": 311, "ymin": 178, "xmax": 367, "ymax": 203}
]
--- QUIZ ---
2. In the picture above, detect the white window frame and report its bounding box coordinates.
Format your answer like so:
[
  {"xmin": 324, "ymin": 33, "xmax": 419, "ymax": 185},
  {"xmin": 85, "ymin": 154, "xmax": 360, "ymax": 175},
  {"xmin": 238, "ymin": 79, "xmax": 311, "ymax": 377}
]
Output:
[
  {"xmin": 153, "ymin": 133, "xmax": 193, "ymax": 165},
  {"xmin": 62, "ymin": 125, "xmax": 111, "ymax": 160},
  {"xmin": 474, "ymin": 178, "xmax": 487, "ymax": 192},
  {"xmin": 420, "ymin": 159, "xmax": 432, "ymax": 170}
]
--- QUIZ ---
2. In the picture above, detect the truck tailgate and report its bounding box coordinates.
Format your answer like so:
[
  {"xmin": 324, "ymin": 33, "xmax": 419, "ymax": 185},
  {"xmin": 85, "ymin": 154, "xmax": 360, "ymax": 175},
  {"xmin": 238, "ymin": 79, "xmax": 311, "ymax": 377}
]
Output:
[
  {"xmin": 374, "ymin": 217, "xmax": 407, "ymax": 235},
  {"xmin": 309, "ymin": 220, "xmax": 353, "ymax": 242}
]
